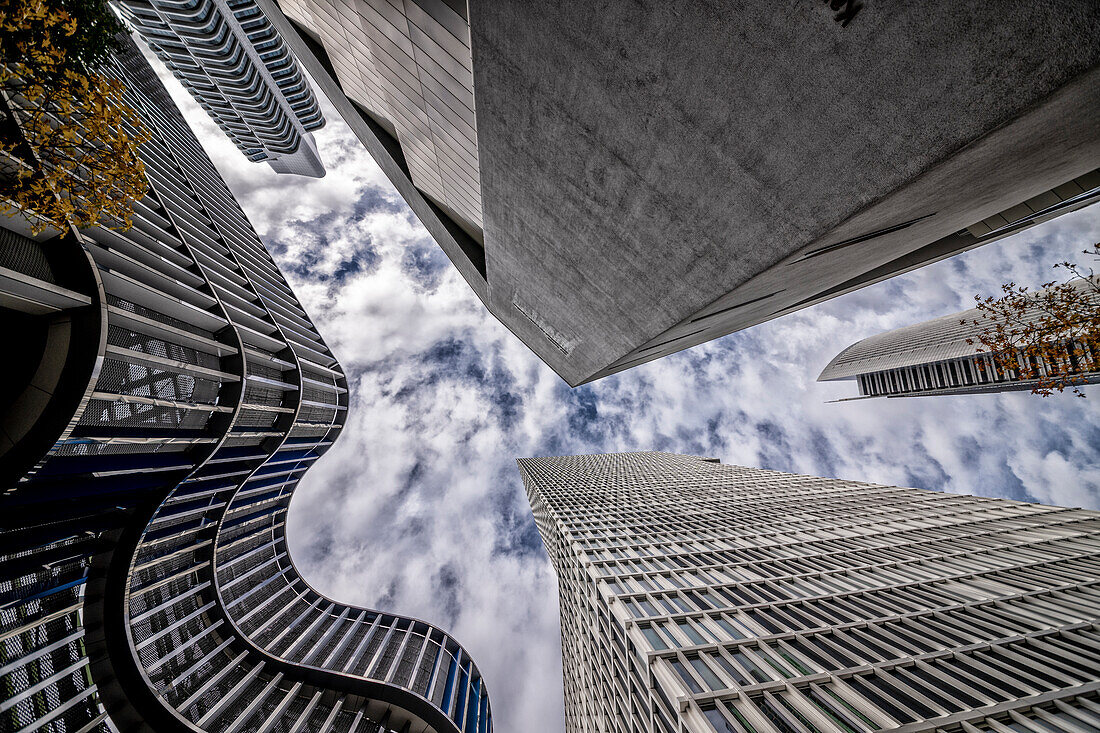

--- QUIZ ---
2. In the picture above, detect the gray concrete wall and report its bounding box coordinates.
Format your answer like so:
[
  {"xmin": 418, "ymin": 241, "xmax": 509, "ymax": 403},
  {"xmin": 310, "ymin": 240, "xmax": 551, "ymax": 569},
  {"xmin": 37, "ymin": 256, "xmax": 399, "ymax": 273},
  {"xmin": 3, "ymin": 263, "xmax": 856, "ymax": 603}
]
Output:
[{"xmin": 472, "ymin": 1, "xmax": 1100, "ymax": 385}]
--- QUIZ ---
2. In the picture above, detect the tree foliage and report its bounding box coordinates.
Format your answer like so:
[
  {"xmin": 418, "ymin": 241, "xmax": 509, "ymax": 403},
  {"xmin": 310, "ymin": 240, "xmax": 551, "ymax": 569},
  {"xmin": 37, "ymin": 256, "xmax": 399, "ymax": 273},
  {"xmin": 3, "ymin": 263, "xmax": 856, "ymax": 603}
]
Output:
[
  {"xmin": 965, "ymin": 243, "xmax": 1100, "ymax": 398},
  {"xmin": 0, "ymin": 0, "xmax": 149, "ymax": 234}
]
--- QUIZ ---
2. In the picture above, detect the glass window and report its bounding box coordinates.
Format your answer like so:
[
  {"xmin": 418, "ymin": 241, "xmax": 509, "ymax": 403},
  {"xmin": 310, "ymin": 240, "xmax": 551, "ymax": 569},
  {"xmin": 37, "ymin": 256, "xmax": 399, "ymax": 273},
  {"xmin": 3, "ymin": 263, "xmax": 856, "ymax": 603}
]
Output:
[
  {"xmin": 703, "ymin": 706, "xmax": 737, "ymax": 733},
  {"xmin": 677, "ymin": 620, "xmax": 706, "ymax": 645},
  {"xmin": 731, "ymin": 650, "xmax": 770, "ymax": 683},
  {"xmin": 641, "ymin": 625, "xmax": 667, "ymax": 651},
  {"xmin": 669, "ymin": 658, "xmax": 703, "ymax": 694},
  {"xmin": 712, "ymin": 652, "xmax": 749, "ymax": 685},
  {"xmin": 689, "ymin": 656, "xmax": 725, "ymax": 691},
  {"xmin": 715, "ymin": 616, "xmax": 746, "ymax": 640}
]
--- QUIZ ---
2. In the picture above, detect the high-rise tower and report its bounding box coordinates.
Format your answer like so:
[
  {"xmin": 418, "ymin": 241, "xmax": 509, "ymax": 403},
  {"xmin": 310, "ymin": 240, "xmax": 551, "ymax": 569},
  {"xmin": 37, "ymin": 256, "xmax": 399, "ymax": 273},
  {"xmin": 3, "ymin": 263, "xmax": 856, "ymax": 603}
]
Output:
[
  {"xmin": 520, "ymin": 452, "xmax": 1100, "ymax": 732},
  {"xmin": 253, "ymin": 0, "xmax": 1100, "ymax": 385},
  {"xmin": 119, "ymin": 0, "xmax": 327, "ymax": 177},
  {"xmin": 818, "ymin": 279, "xmax": 1100, "ymax": 399},
  {"xmin": 0, "ymin": 35, "xmax": 489, "ymax": 733}
]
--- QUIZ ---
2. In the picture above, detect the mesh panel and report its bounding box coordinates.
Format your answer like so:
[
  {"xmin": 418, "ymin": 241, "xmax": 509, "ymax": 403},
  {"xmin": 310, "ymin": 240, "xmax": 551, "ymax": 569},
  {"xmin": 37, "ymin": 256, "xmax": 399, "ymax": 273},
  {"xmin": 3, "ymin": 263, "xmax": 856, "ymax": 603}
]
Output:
[
  {"xmin": 129, "ymin": 550, "xmax": 202, "ymax": 593},
  {"xmin": 246, "ymin": 362, "xmax": 283, "ymax": 380},
  {"xmin": 238, "ymin": 585, "xmax": 294, "ymax": 635},
  {"xmin": 217, "ymin": 543, "xmax": 275, "ymax": 589},
  {"xmin": 50, "ymin": 440, "xmax": 191, "ymax": 456},
  {"xmin": 108, "ymin": 295, "xmax": 214, "ymax": 338},
  {"xmin": 298, "ymin": 405, "xmax": 336, "ymax": 423},
  {"xmin": 249, "ymin": 596, "xmax": 303, "ymax": 648},
  {"xmin": 243, "ymin": 384, "xmax": 285, "ymax": 406},
  {"xmin": 332, "ymin": 624, "xmax": 369, "ymax": 672},
  {"xmin": 413, "ymin": 641, "xmax": 440, "ymax": 695},
  {"xmin": 369, "ymin": 631, "xmax": 404, "ymax": 680},
  {"xmin": 208, "ymin": 675, "xmax": 269, "ymax": 732},
  {"xmin": 78, "ymin": 398, "xmax": 213, "ymax": 431},
  {"xmin": 128, "ymin": 582, "xmax": 207, "ymax": 652},
  {"xmin": 95, "ymin": 357, "xmax": 221, "ymax": 404},
  {"xmin": 220, "ymin": 435, "xmax": 267, "ymax": 447},
  {"xmin": 351, "ymin": 625, "xmax": 389, "ymax": 677},
  {"xmin": 108, "ymin": 324, "xmax": 221, "ymax": 369},
  {"xmin": 287, "ymin": 425, "xmax": 331, "ymax": 439},
  {"xmin": 0, "ymin": 228, "xmax": 56, "ymax": 282},
  {"xmin": 267, "ymin": 694, "xmax": 309, "ymax": 733},
  {"xmin": 0, "ymin": 539, "xmax": 100, "ymax": 733},
  {"xmin": 306, "ymin": 616, "xmax": 349, "ymax": 666},
  {"xmin": 176, "ymin": 655, "xmax": 250, "ymax": 720},
  {"xmin": 222, "ymin": 677, "xmax": 289, "ymax": 732},
  {"xmin": 299, "ymin": 364, "xmax": 334, "ymax": 385},
  {"xmin": 391, "ymin": 633, "xmax": 424, "ymax": 688},
  {"xmin": 138, "ymin": 612, "xmax": 218, "ymax": 680},
  {"xmin": 233, "ymin": 408, "xmax": 279, "ymax": 429},
  {"xmin": 301, "ymin": 386, "xmax": 336, "ymax": 405}
]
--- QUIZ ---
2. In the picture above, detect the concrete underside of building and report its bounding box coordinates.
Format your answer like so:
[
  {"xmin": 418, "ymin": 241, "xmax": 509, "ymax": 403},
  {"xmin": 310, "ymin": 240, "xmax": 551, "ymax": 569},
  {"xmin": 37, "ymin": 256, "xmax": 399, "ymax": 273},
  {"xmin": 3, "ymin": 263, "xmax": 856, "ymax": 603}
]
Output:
[{"xmin": 266, "ymin": 0, "xmax": 1100, "ymax": 386}]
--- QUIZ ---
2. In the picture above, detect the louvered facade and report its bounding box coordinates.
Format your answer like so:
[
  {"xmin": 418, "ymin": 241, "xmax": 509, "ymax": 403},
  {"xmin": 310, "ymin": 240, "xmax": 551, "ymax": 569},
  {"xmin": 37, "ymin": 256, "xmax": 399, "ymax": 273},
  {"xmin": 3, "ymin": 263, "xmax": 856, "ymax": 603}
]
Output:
[
  {"xmin": 520, "ymin": 452, "xmax": 1100, "ymax": 733},
  {"xmin": 119, "ymin": 0, "xmax": 327, "ymax": 177},
  {"xmin": 0, "ymin": 36, "xmax": 490, "ymax": 733},
  {"xmin": 818, "ymin": 279, "xmax": 1100, "ymax": 399}
]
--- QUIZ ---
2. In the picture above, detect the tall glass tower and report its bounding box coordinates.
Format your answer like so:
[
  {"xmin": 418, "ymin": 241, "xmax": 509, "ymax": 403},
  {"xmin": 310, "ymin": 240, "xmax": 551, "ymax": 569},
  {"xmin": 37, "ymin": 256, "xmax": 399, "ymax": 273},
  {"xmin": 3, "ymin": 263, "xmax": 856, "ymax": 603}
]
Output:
[
  {"xmin": 520, "ymin": 452, "xmax": 1100, "ymax": 732},
  {"xmin": 0, "ymin": 35, "xmax": 490, "ymax": 733}
]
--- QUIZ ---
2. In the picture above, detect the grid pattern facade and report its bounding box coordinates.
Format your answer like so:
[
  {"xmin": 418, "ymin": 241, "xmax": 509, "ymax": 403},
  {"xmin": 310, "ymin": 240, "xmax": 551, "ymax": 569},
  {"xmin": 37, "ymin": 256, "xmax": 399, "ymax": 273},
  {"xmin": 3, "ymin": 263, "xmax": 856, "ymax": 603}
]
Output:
[
  {"xmin": 277, "ymin": 0, "xmax": 481, "ymax": 235},
  {"xmin": 818, "ymin": 279, "xmax": 1100, "ymax": 398},
  {"xmin": 519, "ymin": 452, "xmax": 1100, "ymax": 733},
  {"xmin": 1, "ymin": 36, "xmax": 489, "ymax": 733},
  {"xmin": 119, "ymin": 0, "xmax": 327, "ymax": 177}
]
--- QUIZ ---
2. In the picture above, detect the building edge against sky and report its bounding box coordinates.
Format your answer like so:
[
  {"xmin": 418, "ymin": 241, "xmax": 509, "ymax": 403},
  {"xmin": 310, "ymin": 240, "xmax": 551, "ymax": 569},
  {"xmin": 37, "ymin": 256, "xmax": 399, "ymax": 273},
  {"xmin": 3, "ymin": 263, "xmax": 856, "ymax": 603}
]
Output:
[
  {"xmin": 519, "ymin": 452, "xmax": 1100, "ymax": 732},
  {"xmin": 0, "ymin": 34, "xmax": 490, "ymax": 733},
  {"xmin": 256, "ymin": 0, "xmax": 1100, "ymax": 386},
  {"xmin": 118, "ymin": 0, "xmax": 328, "ymax": 177},
  {"xmin": 818, "ymin": 278, "xmax": 1100, "ymax": 399}
]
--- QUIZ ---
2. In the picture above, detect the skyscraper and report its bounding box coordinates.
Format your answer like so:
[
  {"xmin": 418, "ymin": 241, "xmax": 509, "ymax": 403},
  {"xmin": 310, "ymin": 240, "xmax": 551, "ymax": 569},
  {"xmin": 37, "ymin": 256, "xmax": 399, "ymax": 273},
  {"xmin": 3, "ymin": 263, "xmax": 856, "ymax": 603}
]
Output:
[
  {"xmin": 254, "ymin": 0, "xmax": 1100, "ymax": 385},
  {"xmin": 0, "ymin": 36, "xmax": 490, "ymax": 733},
  {"xmin": 119, "ymin": 0, "xmax": 328, "ymax": 177},
  {"xmin": 520, "ymin": 452, "xmax": 1100, "ymax": 732},
  {"xmin": 818, "ymin": 279, "xmax": 1100, "ymax": 399}
]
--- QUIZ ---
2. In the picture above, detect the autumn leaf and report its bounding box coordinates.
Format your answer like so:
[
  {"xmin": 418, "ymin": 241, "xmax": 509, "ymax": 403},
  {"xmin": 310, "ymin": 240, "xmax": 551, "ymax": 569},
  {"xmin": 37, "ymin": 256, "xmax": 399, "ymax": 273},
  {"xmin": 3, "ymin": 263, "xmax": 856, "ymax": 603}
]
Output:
[
  {"xmin": 1, "ymin": 0, "xmax": 146, "ymax": 233},
  {"xmin": 968, "ymin": 247, "xmax": 1100, "ymax": 398}
]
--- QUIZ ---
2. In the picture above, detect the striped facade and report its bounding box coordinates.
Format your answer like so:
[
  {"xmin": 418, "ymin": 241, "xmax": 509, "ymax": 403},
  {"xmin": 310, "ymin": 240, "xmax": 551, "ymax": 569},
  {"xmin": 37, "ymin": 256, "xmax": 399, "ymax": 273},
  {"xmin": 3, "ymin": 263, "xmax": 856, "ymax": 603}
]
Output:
[
  {"xmin": 119, "ymin": 0, "xmax": 327, "ymax": 177},
  {"xmin": 818, "ymin": 279, "xmax": 1100, "ymax": 399},
  {"xmin": 0, "ymin": 36, "xmax": 490, "ymax": 733},
  {"xmin": 519, "ymin": 452, "xmax": 1100, "ymax": 733},
  {"xmin": 273, "ymin": 0, "xmax": 480, "ymax": 237}
]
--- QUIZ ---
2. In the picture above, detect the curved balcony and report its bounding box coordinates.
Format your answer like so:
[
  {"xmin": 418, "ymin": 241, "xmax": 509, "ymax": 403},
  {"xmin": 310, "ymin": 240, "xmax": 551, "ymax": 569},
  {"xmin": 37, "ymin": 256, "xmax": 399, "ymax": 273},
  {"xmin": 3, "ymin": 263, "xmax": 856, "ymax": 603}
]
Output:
[{"xmin": 0, "ymin": 36, "xmax": 489, "ymax": 733}]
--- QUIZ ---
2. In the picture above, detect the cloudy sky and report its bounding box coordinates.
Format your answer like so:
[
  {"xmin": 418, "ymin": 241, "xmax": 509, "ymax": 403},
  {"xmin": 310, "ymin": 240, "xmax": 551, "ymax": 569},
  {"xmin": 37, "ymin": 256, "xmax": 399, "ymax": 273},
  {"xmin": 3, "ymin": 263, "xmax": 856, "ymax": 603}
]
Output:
[{"xmin": 146, "ymin": 51, "xmax": 1100, "ymax": 731}]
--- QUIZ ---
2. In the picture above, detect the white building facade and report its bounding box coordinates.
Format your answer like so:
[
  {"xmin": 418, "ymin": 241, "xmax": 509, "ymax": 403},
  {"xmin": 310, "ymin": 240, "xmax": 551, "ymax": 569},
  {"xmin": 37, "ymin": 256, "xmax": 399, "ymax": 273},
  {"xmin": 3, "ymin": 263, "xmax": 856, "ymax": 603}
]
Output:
[
  {"xmin": 818, "ymin": 279, "xmax": 1100, "ymax": 399},
  {"xmin": 120, "ymin": 0, "xmax": 328, "ymax": 177},
  {"xmin": 520, "ymin": 451, "xmax": 1100, "ymax": 733}
]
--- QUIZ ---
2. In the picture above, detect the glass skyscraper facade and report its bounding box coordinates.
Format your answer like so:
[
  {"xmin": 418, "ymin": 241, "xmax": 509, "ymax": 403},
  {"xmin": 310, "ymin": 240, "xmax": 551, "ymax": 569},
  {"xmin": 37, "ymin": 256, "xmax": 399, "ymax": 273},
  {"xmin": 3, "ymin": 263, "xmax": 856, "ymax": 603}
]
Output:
[
  {"xmin": 1, "ymin": 35, "xmax": 489, "ymax": 733},
  {"xmin": 520, "ymin": 452, "xmax": 1100, "ymax": 733}
]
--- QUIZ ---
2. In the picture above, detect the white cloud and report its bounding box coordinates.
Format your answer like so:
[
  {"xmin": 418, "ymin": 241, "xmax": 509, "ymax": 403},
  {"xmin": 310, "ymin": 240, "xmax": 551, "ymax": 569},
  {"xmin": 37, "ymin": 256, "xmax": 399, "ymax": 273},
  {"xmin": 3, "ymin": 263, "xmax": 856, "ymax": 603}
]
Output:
[
  {"xmin": 146, "ymin": 44, "xmax": 1100, "ymax": 729},
  {"xmin": 274, "ymin": 191, "xmax": 1100, "ymax": 731}
]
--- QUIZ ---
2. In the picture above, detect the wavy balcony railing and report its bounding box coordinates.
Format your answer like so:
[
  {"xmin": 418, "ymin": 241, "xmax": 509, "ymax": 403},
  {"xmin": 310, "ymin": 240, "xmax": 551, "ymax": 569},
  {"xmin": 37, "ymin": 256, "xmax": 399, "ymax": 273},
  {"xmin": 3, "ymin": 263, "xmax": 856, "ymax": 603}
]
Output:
[{"xmin": 0, "ymin": 36, "xmax": 490, "ymax": 733}]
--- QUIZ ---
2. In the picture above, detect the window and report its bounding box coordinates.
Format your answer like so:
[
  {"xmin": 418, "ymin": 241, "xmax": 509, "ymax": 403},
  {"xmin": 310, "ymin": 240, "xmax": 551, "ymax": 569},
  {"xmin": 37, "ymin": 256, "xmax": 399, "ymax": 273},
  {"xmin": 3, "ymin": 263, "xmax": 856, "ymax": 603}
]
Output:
[
  {"xmin": 669, "ymin": 658, "xmax": 703, "ymax": 694},
  {"xmin": 640, "ymin": 625, "xmax": 667, "ymax": 651},
  {"xmin": 690, "ymin": 656, "xmax": 726, "ymax": 691}
]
